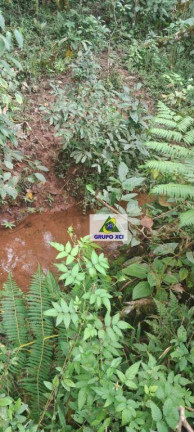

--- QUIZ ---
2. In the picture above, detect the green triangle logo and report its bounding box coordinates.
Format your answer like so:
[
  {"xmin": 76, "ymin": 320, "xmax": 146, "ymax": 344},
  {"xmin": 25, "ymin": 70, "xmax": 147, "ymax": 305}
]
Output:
[{"xmin": 99, "ymin": 216, "xmax": 120, "ymax": 233}]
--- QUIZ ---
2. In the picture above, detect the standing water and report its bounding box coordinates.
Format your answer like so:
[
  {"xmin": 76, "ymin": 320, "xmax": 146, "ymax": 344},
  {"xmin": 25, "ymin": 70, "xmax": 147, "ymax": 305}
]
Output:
[{"xmin": 0, "ymin": 207, "xmax": 88, "ymax": 291}]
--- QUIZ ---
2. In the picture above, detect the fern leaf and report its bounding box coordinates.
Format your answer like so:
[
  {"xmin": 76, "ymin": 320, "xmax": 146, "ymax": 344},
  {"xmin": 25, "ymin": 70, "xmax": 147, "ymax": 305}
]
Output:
[
  {"xmin": 1, "ymin": 276, "xmax": 27, "ymax": 347},
  {"xmin": 151, "ymin": 184, "xmax": 194, "ymax": 200},
  {"xmin": 185, "ymin": 128, "xmax": 194, "ymax": 145},
  {"xmin": 23, "ymin": 268, "xmax": 54, "ymax": 417},
  {"xmin": 152, "ymin": 118, "xmax": 177, "ymax": 129},
  {"xmin": 177, "ymin": 116, "xmax": 194, "ymax": 132},
  {"xmin": 45, "ymin": 271, "xmax": 60, "ymax": 297},
  {"xmin": 157, "ymin": 102, "xmax": 175, "ymax": 118},
  {"xmin": 150, "ymin": 128, "xmax": 182, "ymax": 142},
  {"xmin": 179, "ymin": 209, "xmax": 194, "ymax": 227},
  {"xmin": 145, "ymin": 160, "xmax": 187, "ymax": 175},
  {"xmin": 1, "ymin": 276, "xmax": 28, "ymax": 376},
  {"xmin": 144, "ymin": 141, "xmax": 190, "ymax": 158}
]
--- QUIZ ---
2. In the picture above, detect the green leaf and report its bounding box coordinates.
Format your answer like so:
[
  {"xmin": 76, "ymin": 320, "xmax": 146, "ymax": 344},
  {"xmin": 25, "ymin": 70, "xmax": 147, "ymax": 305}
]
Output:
[
  {"xmin": 56, "ymin": 313, "xmax": 64, "ymax": 326},
  {"xmin": 179, "ymin": 268, "xmax": 188, "ymax": 281},
  {"xmin": 91, "ymin": 250, "xmax": 98, "ymax": 265},
  {"xmin": 61, "ymin": 299, "xmax": 69, "ymax": 313},
  {"xmin": 50, "ymin": 242, "xmax": 64, "ymax": 252},
  {"xmin": 122, "ymin": 408, "xmax": 133, "ymax": 426},
  {"xmin": 177, "ymin": 325, "xmax": 187, "ymax": 342},
  {"xmin": 112, "ymin": 313, "xmax": 120, "ymax": 325},
  {"xmin": 0, "ymin": 37, "xmax": 5, "ymax": 56},
  {"xmin": 44, "ymin": 309, "xmax": 58, "ymax": 317},
  {"xmin": 0, "ymin": 13, "xmax": 5, "ymax": 31},
  {"xmin": 132, "ymin": 281, "xmax": 152, "ymax": 300},
  {"xmin": 125, "ymin": 380, "xmax": 137, "ymax": 389},
  {"xmin": 44, "ymin": 381, "xmax": 52, "ymax": 390},
  {"xmin": 105, "ymin": 312, "xmax": 111, "ymax": 327},
  {"xmin": 34, "ymin": 172, "xmax": 46, "ymax": 182},
  {"xmin": 15, "ymin": 92, "xmax": 23, "ymax": 104},
  {"xmin": 118, "ymin": 162, "xmax": 128, "ymax": 182},
  {"xmin": 95, "ymin": 264, "xmax": 106, "ymax": 275},
  {"xmin": 14, "ymin": 29, "xmax": 23, "ymax": 48},
  {"xmin": 66, "ymin": 254, "xmax": 74, "ymax": 265},
  {"xmin": 117, "ymin": 320, "xmax": 132, "ymax": 330},
  {"xmin": 66, "ymin": 241, "xmax": 72, "ymax": 253},
  {"xmin": 71, "ymin": 246, "xmax": 79, "ymax": 257},
  {"xmin": 157, "ymin": 420, "xmax": 169, "ymax": 432},
  {"xmin": 78, "ymin": 388, "xmax": 87, "ymax": 411},
  {"xmin": 186, "ymin": 251, "xmax": 194, "ymax": 263},
  {"xmin": 0, "ymin": 397, "xmax": 12, "ymax": 406},
  {"xmin": 122, "ymin": 177, "xmax": 145, "ymax": 191},
  {"xmin": 117, "ymin": 370, "xmax": 125, "ymax": 382},
  {"xmin": 4, "ymin": 161, "xmax": 13, "ymax": 170},
  {"xmin": 122, "ymin": 263, "xmax": 148, "ymax": 279},
  {"xmin": 65, "ymin": 275, "xmax": 74, "ymax": 286},
  {"xmin": 125, "ymin": 361, "xmax": 141, "ymax": 380},
  {"xmin": 63, "ymin": 313, "xmax": 71, "ymax": 329},
  {"xmin": 153, "ymin": 243, "xmax": 178, "ymax": 256},
  {"xmin": 55, "ymin": 263, "xmax": 68, "ymax": 272},
  {"xmin": 150, "ymin": 401, "xmax": 162, "ymax": 421},
  {"xmin": 63, "ymin": 378, "xmax": 75, "ymax": 388},
  {"xmin": 102, "ymin": 297, "xmax": 111, "ymax": 312}
]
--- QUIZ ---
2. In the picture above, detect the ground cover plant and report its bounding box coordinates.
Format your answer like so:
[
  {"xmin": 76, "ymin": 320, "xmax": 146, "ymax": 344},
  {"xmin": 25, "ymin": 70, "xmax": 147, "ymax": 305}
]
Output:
[{"xmin": 0, "ymin": 1, "xmax": 193, "ymax": 432}]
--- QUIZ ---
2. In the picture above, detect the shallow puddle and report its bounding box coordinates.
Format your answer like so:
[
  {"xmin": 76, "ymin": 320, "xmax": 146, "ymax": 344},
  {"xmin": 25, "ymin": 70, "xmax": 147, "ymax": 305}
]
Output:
[{"xmin": 0, "ymin": 207, "xmax": 88, "ymax": 291}]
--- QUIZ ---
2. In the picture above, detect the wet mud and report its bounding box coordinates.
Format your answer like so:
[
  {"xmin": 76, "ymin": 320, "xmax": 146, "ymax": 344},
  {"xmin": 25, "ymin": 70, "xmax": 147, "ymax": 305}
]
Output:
[{"xmin": 0, "ymin": 207, "xmax": 88, "ymax": 291}]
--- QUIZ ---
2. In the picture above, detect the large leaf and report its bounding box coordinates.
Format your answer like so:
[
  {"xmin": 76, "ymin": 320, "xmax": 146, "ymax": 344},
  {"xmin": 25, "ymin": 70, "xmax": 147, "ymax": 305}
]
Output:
[
  {"xmin": 122, "ymin": 263, "xmax": 148, "ymax": 279},
  {"xmin": 132, "ymin": 281, "xmax": 152, "ymax": 300},
  {"xmin": 14, "ymin": 29, "xmax": 23, "ymax": 48}
]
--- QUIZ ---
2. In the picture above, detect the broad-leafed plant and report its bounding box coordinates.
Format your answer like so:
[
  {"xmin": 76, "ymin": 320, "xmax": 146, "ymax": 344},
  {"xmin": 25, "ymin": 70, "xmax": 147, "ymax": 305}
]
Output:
[{"xmin": 0, "ymin": 11, "xmax": 23, "ymax": 200}]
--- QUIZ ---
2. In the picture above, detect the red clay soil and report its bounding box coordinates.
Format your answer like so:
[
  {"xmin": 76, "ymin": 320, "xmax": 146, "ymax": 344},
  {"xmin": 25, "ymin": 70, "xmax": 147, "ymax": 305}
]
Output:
[
  {"xmin": 0, "ymin": 74, "xmax": 74, "ymax": 227},
  {"xmin": 0, "ymin": 206, "xmax": 88, "ymax": 291}
]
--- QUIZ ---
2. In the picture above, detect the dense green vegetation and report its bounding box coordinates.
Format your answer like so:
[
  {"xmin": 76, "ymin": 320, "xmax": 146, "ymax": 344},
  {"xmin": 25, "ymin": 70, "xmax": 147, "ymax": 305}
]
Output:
[{"xmin": 0, "ymin": 1, "xmax": 193, "ymax": 431}]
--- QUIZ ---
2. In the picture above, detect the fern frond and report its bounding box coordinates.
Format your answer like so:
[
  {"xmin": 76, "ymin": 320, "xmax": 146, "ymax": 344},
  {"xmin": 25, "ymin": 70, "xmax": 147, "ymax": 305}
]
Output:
[
  {"xmin": 177, "ymin": 116, "xmax": 194, "ymax": 132},
  {"xmin": 169, "ymin": 291, "xmax": 179, "ymax": 312},
  {"xmin": 151, "ymin": 183, "xmax": 194, "ymax": 200},
  {"xmin": 157, "ymin": 102, "xmax": 175, "ymax": 118},
  {"xmin": 152, "ymin": 118, "xmax": 177, "ymax": 129},
  {"xmin": 45, "ymin": 271, "xmax": 60, "ymax": 298},
  {"xmin": 154, "ymin": 299, "xmax": 167, "ymax": 319},
  {"xmin": 145, "ymin": 160, "xmax": 187, "ymax": 175},
  {"xmin": 179, "ymin": 209, "xmax": 194, "ymax": 227},
  {"xmin": 1, "ymin": 276, "xmax": 27, "ymax": 347},
  {"xmin": 23, "ymin": 268, "xmax": 54, "ymax": 417},
  {"xmin": 1, "ymin": 276, "xmax": 28, "ymax": 374},
  {"xmin": 185, "ymin": 128, "xmax": 194, "ymax": 145},
  {"xmin": 150, "ymin": 128, "xmax": 182, "ymax": 142},
  {"xmin": 144, "ymin": 141, "xmax": 190, "ymax": 158}
]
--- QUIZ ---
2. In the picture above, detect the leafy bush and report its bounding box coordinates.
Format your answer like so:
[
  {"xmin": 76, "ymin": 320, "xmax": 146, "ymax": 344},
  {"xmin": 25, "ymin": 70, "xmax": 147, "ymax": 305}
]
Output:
[
  {"xmin": 0, "ymin": 11, "xmax": 23, "ymax": 200},
  {"xmin": 1, "ymin": 235, "xmax": 194, "ymax": 431},
  {"xmin": 46, "ymin": 79, "xmax": 149, "ymax": 199},
  {"xmin": 55, "ymin": 10, "xmax": 109, "ymax": 51}
]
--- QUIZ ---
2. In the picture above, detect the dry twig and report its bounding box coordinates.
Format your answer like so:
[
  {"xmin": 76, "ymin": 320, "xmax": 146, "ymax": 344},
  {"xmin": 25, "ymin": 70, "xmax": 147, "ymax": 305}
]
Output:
[{"xmin": 176, "ymin": 406, "xmax": 194, "ymax": 432}]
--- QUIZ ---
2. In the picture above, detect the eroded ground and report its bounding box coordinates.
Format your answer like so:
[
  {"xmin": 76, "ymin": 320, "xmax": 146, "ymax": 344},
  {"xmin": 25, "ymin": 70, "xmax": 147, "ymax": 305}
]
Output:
[{"xmin": 0, "ymin": 55, "xmax": 153, "ymax": 289}]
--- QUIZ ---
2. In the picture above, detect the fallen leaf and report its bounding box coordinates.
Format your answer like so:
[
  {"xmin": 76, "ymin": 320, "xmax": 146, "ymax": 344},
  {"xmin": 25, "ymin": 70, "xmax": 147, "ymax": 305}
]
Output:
[
  {"xmin": 25, "ymin": 192, "xmax": 33, "ymax": 200},
  {"xmin": 171, "ymin": 283, "xmax": 184, "ymax": 294},
  {"xmin": 152, "ymin": 169, "xmax": 159, "ymax": 179},
  {"xmin": 141, "ymin": 216, "xmax": 153, "ymax": 230},
  {"xmin": 158, "ymin": 196, "xmax": 173, "ymax": 207},
  {"xmin": 66, "ymin": 49, "xmax": 73, "ymax": 58}
]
